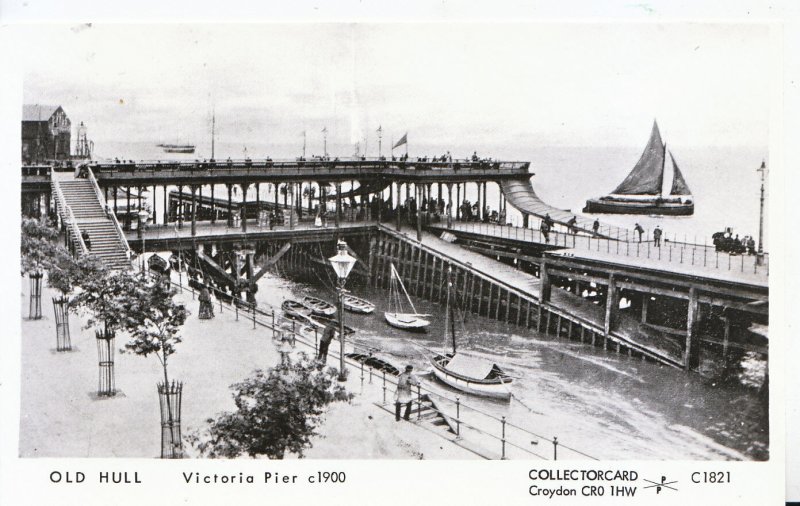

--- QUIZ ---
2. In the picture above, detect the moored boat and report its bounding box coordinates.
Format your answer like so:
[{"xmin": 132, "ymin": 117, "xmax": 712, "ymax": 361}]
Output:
[
  {"xmin": 583, "ymin": 120, "xmax": 694, "ymax": 216},
  {"xmin": 282, "ymin": 299, "xmax": 313, "ymax": 320},
  {"xmin": 343, "ymin": 294, "xmax": 376, "ymax": 314},
  {"xmin": 429, "ymin": 267, "xmax": 513, "ymax": 400},
  {"xmin": 384, "ymin": 263, "xmax": 430, "ymax": 331},
  {"xmin": 302, "ymin": 296, "xmax": 336, "ymax": 316},
  {"xmin": 306, "ymin": 314, "xmax": 355, "ymax": 336},
  {"xmin": 345, "ymin": 353, "xmax": 400, "ymax": 376}
]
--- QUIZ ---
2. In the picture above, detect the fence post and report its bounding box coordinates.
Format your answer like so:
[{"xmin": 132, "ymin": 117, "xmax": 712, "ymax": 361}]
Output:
[
  {"xmin": 235, "ymin": 303, "xmax": 239, "ymax": 321},
  {"xmin": 360, "ymin": 361, "xmax": 365, "ymax": 388},
  {"xmin": 417, "ymin": 385, "xmax": 422, "ymax": 420},
  {"xmin": 382, "ymin": 371, "xmax": 387, "ymax": 404},
  {"xmin": 501, "ymin": 416, "xmax": 507, "ymax": 459},
  {"xmin": 252, "ymin": 304, "xmax": 256, "ymax": 329},
  {"xmin": 456, "ymin": 397, "xmax": 461, "ymax": 437}
]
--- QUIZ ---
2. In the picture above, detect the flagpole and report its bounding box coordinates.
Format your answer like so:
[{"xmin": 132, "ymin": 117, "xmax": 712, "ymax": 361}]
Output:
[
  {"xmin": 302, "ymin": 131, "xmax": 306, "ymax": 159},
  {"xmin": 377, "ymin": 126, "xmax": 383, "ymax": 158}
]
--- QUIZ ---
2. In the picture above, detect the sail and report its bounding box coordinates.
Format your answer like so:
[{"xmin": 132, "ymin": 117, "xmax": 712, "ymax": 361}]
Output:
[
  {"xmin": 668, "ymin": 151, "xmax": 692, "ymax": 195},
  {"xmin": 611, "ymin": 121, "xmax": 666, "ymax": 195}
]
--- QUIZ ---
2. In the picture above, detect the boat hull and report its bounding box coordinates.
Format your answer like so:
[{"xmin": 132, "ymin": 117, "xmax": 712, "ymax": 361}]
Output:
[
  {"xmin": 343, "ymin": 295, "xmax": 376, "ymax": 314},
  {"xmin": 430, "ymin": 355, "xmax": 512, "ymax": 400},
  {"xmin": 384, "ymin": 312, "xmax": 430, "ymax": 331},
  {"xmin": 583, "ymin": 197, "xmax": 694, "ymax": 216},
  {"xmin": 302, "ymin": 296, "xmax": 336, "ymax": 316}
]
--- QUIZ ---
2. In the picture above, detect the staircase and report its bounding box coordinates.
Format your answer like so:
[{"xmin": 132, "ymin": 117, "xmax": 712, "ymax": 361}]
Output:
[{"xmin": 52, "ymin": 178, "xmax": 131, "ymax": 271}]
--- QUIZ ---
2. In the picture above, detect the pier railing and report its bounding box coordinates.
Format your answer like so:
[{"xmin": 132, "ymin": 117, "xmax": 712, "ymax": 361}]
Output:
[
  {"xmin": 441, "ymin": 221, "xmax": 769, "ymax": 278},
  {"xmin": 52, "ymin": 182, "xmax": 88, "ymax": 256},
  {"xmin": 162, "ymin": 272, "xmax": 597, "ymax": 461}
]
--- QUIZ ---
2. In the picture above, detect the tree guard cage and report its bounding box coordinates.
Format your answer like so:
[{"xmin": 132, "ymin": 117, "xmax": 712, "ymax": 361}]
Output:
[
  {"xmin": 95, "ymin": 329, "xmax": 116, "ymax": 396},
  {"xmin": 157, "ymin": 381, "xmax": 183, "ymax": 459},
  {"xmin": 52, "ymin": 296, "xmax": 71, "ymax": 351},
  {"xmin": 29, "ymin": 271, "xmax": 43, "ymax": 320}
]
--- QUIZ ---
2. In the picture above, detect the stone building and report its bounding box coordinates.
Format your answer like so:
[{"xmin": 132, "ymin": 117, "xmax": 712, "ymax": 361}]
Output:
[{"xmin": 21, "ymin": 104, "xmax": 71, "ymax": 164}]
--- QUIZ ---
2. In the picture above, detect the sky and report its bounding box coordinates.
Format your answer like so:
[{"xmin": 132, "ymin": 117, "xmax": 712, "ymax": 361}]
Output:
[{"xmin": 19, "ymin": 23, "xmax": 774, "ymax": 156}]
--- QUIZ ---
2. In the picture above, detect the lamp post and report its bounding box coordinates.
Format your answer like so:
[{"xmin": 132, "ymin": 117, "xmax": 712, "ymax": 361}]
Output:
[
  {"xmin": 756, "ymin": 160, "xmax": 767, "ymax": 265},
  {"xmin": 138, "ymin": 209, "xmax": 150, "ymax": 275},
  {"xmin": 328, "ymin": 240, "xmax": 357, "ymax": 381}
]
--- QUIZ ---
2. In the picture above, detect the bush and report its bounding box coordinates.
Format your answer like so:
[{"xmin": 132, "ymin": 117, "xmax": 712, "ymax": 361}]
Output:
[{"xmin": 190, "ymin": 353, "xmax": 352, "ymax": 459}]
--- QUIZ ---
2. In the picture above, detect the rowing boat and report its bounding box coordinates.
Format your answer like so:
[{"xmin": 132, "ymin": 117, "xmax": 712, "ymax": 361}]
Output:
[
  {"xmin": 343, "ymin": 294, "xmax": 376, "ymax": 314},
  {"xmin": 302, "ymin": 296, "xmax": 337, "ymax": 316}
]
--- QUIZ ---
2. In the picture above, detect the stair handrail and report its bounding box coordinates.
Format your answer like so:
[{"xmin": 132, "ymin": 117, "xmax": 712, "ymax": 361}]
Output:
[
  {"xmin": 53, "ymin": 182, "xmax": 88, "ymax": 256},
  {"xmin": 86, "ymin": 167, "xmax": 131, "ymax": 258}
]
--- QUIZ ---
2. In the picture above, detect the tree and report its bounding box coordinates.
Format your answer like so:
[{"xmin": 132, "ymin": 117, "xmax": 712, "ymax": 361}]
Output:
[
  {"xmin": 117, "ymin": 278, "xmax": 188, "ymax": 387},
  {"xmin": 20, "ymin": 217, "xmax": 59, "ymax": 275},
  {"xmin": 190, "ymin": 353, "xmax": 352, "ymax": 459},
  {"xmin": 71, "ymin": 265, "xmax": 136, "ymax": 334}
]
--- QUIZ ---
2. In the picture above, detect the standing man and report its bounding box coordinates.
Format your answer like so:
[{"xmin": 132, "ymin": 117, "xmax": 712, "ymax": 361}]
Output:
[
  {"xmin": 634, "ymin": 223, "xmax": 644, "ymax": 242},
  {"xmin": 567, "ymin": 216, "xmax": 578, "ymax": 235},
  {"xmin": 317, "ymin": 323, "xmax": 335, "ymax": 364},
  {"xmin": 395, "ymin": 365, "xmax": 420, "ymax": 422},
  {"xmin": 653, "ymin": 226, "xmax": 663, "ymax": 247},
  {"xmin": 540, "ymin": 219, "xmax": 551, "ymax": 243},
  {"xmin": 592, "ymin": 218, "xmax": 600, "ymax": 236}
]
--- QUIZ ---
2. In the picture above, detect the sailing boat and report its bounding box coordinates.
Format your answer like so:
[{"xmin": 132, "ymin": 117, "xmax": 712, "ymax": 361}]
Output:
[
  {"xmin": 583, "ymin": 120, "xmax": 694, "ymax": 216},
  {"xmin": 430, "ymin": 268, "xmax": 513, "ymax": 399},
  {"xmin": 384, "ymin": 263, "xmax": 431, "ymax": 331}
]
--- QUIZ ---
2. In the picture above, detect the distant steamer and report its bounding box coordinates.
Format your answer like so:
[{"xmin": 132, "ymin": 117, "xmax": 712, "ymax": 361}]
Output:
[
  {"xmin": 583, "ymin": 121, "xmax": 694, "ymax": 216},
  {"xmin": 157, "ymin": 143, "xmax": 195, "ymax": 154}
]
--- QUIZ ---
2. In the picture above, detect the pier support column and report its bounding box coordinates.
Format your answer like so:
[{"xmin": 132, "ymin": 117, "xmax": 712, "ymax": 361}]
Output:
[
  {"xmin": 641, "ymin": 295, "xmax": 649, "ymax": 324},
  {"xmin": 335, "ymin": 182, "xmax": 342, "ymax": 228},
  {"xmin": 162, "ymin": 185, "xmax": 168, "ymax": 224},
  {"xmin": 396, "ymin": 183, "xmax": 402, "ymax": 231},
  {"xmin": 536, "ymin": 261, "xmax": 551, "ymax": 333},
  {"xmin": 482, "ymin": 182, "xmax": 488, "ymax": 220},
  {"xmin": 226, "ymin": 184, "xmax": 233, "ymax": 227},
  {"xmin": 684, "ymin": 287, "xmax": 700, "ymax": 370},
  {"xmin": 603, "ymin": 274, "xmax": 618, "ymax": 337},
  {"xmin": 447, "ymin": 183, "xmax": 454, "ymax": 228},
  {"xmin": 190, "ymin": 185, "xmax": 198, "ymax": 237},
  {"xmin": 177, "ymin": 185, "xmax": 184, "ymax": 229},
  {"xmin": 722, "ymin": 314, "xmax": 731, "ymax": 365},
  {"xmin": 240, "ymin": 183, "xmax": 250, "ymax": 232},
  {"xmin": 210, "ymin": 184, "xmax": 216, "ymax": 224},
  {"xmin": 416, "ymin": 185, "xmax": 423, "ymax": 242},
  {"xmin": 456, "ymin": 184, "xmax": 461, "ymax": 220},
  {"xmin": 126, "ymin": 186, "xmax": 132, "ymax": 229}
]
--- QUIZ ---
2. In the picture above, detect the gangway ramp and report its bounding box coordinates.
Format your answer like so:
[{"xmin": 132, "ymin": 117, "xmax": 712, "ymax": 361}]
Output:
[{"xmin": 500, "ymin": 179, "xmax": 628, "ymax": 240}]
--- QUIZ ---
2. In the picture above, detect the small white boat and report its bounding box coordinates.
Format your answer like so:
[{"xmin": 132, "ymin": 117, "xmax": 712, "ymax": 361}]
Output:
[
  {"xmin": 302, "ymin": 296, "xmax": 336, "ymax": 317},
  {"xmin": 343, "ymin": 294, "xmax": 375, "ymax": 314},
  {"xmin": 429, "ymin": 268, "xmax": 513, "ymax": 400},
  {"xmin": 384, "ymin": 263, "xmax": 430, "ymax": 331}
]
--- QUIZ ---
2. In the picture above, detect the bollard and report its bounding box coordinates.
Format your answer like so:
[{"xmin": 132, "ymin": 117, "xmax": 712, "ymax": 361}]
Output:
[
  {"xmin": 501, "ymin": 416, "xmax": 507, "ymax": 459},
  {"xmin": 553, "ymin": 436, "xmax": 559, "ymax": 460},
  {"xmin": 456, "ymin": 397, "xmax": 461, "ymax": 437}
]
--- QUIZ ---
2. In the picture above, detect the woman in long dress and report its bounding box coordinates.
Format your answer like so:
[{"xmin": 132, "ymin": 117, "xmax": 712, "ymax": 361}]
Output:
[{"xmin": 198, "ymin": 285, "xmax": 215, "ymax": 320}]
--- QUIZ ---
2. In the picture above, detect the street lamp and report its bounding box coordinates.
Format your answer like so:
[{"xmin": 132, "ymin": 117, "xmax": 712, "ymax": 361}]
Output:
[
  {"xmin": 138, "ymin": 209, "xmax": 150, "ymax": 275},
  {"xmin": 328, "ymin": 239, "xmax": 357, "ymax": 381},
  {"xmin": 756, "ymin": 160, "xmax": 767, "ymax": 266}
]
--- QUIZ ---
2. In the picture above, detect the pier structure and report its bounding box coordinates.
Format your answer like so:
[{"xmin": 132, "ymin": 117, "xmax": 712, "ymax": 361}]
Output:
[{"xmin": 21, "ymin": 156, "xmax": 768, "ymax": 373}]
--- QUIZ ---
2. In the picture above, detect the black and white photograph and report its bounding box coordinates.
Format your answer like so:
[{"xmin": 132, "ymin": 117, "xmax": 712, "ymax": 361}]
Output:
[{"xmin": 1, "ymin": 3, "xmax": 796, "ymax": 505}]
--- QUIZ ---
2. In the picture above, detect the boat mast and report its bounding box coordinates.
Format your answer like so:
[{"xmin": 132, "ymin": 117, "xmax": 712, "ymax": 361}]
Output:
[
  {"xmin": 391, "ymin": 263, "xmax": 418, "ymax": 314},
  {"xmin": 447, "ymin": 268, "xmax": 457, "ymax": 355},
  {"xmin": 211, "ymin": 107, "xmax": 216, "ymax": 159}
]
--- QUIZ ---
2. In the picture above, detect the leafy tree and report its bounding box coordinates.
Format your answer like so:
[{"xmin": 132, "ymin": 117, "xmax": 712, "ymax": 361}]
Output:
[
  {"xmin": 190, "ymin": 353, "xmax": 352, "ymax": 459},
  {"xmin": 47, "ymin": 248, "xmax": 105, "ymax": 297},
  {"xmin": 117, "ymin": 277, "xmax": 188, "ymax": 388},
  {"xmin": 70, "ymin": 266, "xmax": 136, "ymax": 334},
  {"xmin": 20, "ymin": 217, "xmax": 59, "ymax": 275}
]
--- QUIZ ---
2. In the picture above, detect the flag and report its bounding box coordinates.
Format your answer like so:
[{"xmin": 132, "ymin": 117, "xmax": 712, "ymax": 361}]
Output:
[
  {"xmin": 377, "ymin": 125, "xmax": 382, "ymax": 133},
  {"xmin": 322, "ymin": 126, "xmax": 328, "ymax": 134},
  {"xmin": 393, "ymin": 133, "xmax": 407, "ymax": 149}
]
